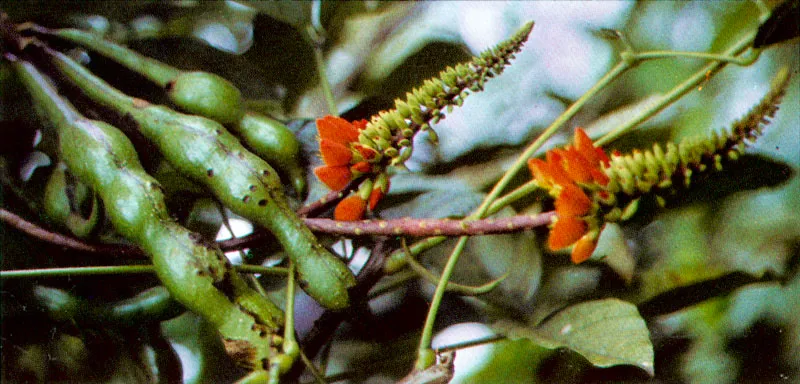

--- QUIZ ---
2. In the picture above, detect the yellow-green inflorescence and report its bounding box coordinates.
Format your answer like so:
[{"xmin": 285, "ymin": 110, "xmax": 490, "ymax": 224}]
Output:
[
  {"xmin": 362, "ymin": 21, "xmax": 534, "ymax": 171},
  {"xmin": 597, "ymin": 68, "xmax": 790, "ymax": 224}
]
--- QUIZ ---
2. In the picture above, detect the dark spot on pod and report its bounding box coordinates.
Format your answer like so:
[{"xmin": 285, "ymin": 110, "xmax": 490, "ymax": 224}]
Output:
[
  {"xmin": 259, "ymin": 330, "xmax": 267, "ymax": 338},
  {"xmin": 215, "ymin": 129, "xmax": 223, "ymax": 136},
  {"xmin": 261, "ymin": 360, "xmax": 269, "ymax": 371},
  {"xmin": 261, "ymin": 170, "xmax": 269, "ymax": 176},
  {"xmin": 242, "ymin": 195, "xmax": 251, "ymax": 203},
  {"xmin": 207, "ymin": 169, "xmax": 214, "ymax": 177},
  {"xmin": 249, "ymin": 185, "xmax": 257, "ymax": 191},
  {"xmin": 165, "ymin": 80, "xmax": 175, "ymax": 91},
  {"xmin": 257, "ymin": 199, "xmax": 267, "ymax": 207},
  {"xmin": 196, "ymin": 270, "xmax": 206, "ymax": 277},
  {"xmin": 297, "ymin": 279, "xmax": 309, "ymax": 289}
]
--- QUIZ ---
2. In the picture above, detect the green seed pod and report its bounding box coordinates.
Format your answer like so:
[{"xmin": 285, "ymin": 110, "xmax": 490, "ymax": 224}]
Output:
[
  {"xmin": 167, "ymin": 71, "xmax": 244, "ymax": 125},
  {"xmin": 38, "ymin": 27, "xmax": 246, "ymax": 125},
  {"xmin": 233, "ymin": 112, "xmax": 306, "ymax": 196},
  {"xmin": 14, "ymin": 59, "xmax": 284, "ymax": 371},
  {"xmin": 43, "ymin": 163, "xmax": 100, "ymax": 238},
  {"xmin": 45, "ymin": 50, "xmax": 355, "ymax": 310},
  {"xmin": 33, "ymin": 285, "xmax": 184, "ymax": 326}
]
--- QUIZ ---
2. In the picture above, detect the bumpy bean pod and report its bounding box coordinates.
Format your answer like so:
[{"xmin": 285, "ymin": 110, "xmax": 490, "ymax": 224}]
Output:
[
  {"xmin": 42, "ymin": 47, "xmax": 355, "ymax": 310},
  {"xmin": 232, "ymin": 112, "xmax": 307, "ymax": 197},
  {"xmin": 33, "ymin": 27, "xmax": 242, "ymax": 124},
  {"xmin": 35, "ymin": 27, "xmax": 307, "ymax": 194},
  {"xmin": 34, "ymin": 285, "xmax": 184, "ymax": 326},
  {"xmin": 13, "ymin": 57, "xmax": 286, "ymax": 373}
]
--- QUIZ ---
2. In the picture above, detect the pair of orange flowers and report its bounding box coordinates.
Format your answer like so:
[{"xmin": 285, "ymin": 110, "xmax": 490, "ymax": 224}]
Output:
[
  {"xmin": 314, "ymin": 116, "xmax": 607, "ymax": 264},
  {"xmin": 527, "ymin": 128, "xmax": 610, "ymax": 263},
  {"xmin": 314, "ymin": 116, "xmax": 388, "ymax": 221}
]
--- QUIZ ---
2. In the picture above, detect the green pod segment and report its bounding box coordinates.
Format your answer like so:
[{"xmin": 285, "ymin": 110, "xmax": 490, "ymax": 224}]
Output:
[
  {"xmin": 14, "ymin": 58, "xmax": 285, "ymax": 370},
  {"xmin": 43, "ymin": 162, "xmax": 100, "ymax": 238},
  {"xmin": 167, "ymin": 71, "xmax": 244, "ymax": 125},
  {"xmin": 44, "ymin": 48, "xmax": 355, "ymax": 310},
  {"xmin": 232, "ymin": 112, "xmax": 307, "ymax": 197},
  {"xmin": 33, "ymin": 285, "xmax": 185, "ymax": 327},
  {"xmin": 38, "ymin": 27, "xmax": 244, "ymax": 125}
]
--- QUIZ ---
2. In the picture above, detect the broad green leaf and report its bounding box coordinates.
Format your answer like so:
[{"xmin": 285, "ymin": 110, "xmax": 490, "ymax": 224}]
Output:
[
  {"xmin": 459, "ymin": 339, "xmax": 552, "ymax": 384},
  {"xmin": 496, "ymin": 299, "xmax": 655, "ymax": 376}
]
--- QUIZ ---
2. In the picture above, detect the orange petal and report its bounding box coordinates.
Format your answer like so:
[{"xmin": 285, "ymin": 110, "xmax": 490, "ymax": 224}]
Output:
[
  {"xmin": 571, "ymin": 236, "xmax": 597, "ymax": 264},
  {"xmin": 354, "ymin": 144, "xmax": 378, "ymax": 160},
  {"xmin": 368, "ymin": 187, "xmax": 384, "ymax": 210},
  {"xmin": 596, "ymin": 148, "xmax": 610, "ymax": 166},
  {"xmin": 545, "ymin": 150, "xmax": 573, "ymax": 186},
  {"xmin": 314, "ymin": 165, "xmax": 352, "ymax": 190},
  {"xmin": 548, "ymin": 216, "xmax": 587, "ymax": 250},
  {"xmin": 320, "ymin": 139, "xmax": 353, "ymax": 166},
  {"xmin": 574, "ymin": 128, "xmax": 599, "ymax": 164},
  {"xmin": 590, "ymin": 168, "xmax": 610, "ymax": 186},
  {"xmin": 555, "ymin": 184, "xmax": 592, "ymax": 217},
  {"xmin": 528, "ymin": 158, "xmax": 554, "ymax": 189},
  {"xmin": 317, "ymin": 115, "xmax": 360, "ymax": 145},
  {"xmin": 352, "ymin": 119, "xmax": 369, "ymax": 130},
  {"xmin": 561, "ymin": 147, "xmax": 594, "ymax": 183},
  {"xmin": 335, "ymin": 195, "xmax": 366, "ymax": 221},
  {"xmin": 351, "ymin": 161, "xmax": 372, "ymax": 174}
]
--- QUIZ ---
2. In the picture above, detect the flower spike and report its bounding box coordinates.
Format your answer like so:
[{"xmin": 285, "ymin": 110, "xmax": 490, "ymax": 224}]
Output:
[
  {"xmin": 315, "ymin": 22, "xmax": 534, "ymax": 221},
  {"xmin": 529, "ymin": 68, "xmax": 790, "ymax": 264}
]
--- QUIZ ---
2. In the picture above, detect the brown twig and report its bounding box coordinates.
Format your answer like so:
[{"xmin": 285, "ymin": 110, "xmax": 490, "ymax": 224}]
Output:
[
  {"xmin": 303, "ymin": 212, "xmax": 555, "ymax": 237},
  {"xmin": 2, "ymin": 206, "xmax": 555, "ymax": 256},
  {"xmin": 0, "ymin": 208, "xmax": 141, "ymax": 256}
]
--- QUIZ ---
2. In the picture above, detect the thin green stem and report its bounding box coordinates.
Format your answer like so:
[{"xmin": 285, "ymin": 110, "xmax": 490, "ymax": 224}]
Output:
[
  {"xmin": 1, "ymin": 264, "xmax": 288, "ymax": 279},
  {"xmin": 283, "ymin": 260, "xmax": 298, "ymax": 354},
  {"xmin": 368, "ymin": 269, "xmax": 417, "ymax": 299},
  {"xmin": 633, "ymin": 48, "xmax": 761, "ymax": 65},
  {"xmin": 299, "ymin": 349, "xmax": 327, "ymax": 384},
  {"xmin": 415, "ymin": 235, "xmax": 468, "ymax": 370},
  {"xmin": 1, "ymin": 265, "xmax": 154, "ymax": 278},
  {"xmin": 235, "ymin": 265, "xmax": 290, "ymax": 275},
  {"xmin": 596, "ymin": 30, "xmax": 758, "ymax": 146},
  {"xmin": 436, "ymin": 334, "xmax": 506, "ymax": 353},
  {"xmin": 403, "ymin": 240, "xmax": 505, "ymax": 296},
  {"xmin": 486, "ymin": 180, "xmax": 541, "ymax": 215}
]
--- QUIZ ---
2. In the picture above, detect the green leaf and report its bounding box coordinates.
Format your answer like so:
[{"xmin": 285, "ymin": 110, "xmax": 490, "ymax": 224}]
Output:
[
  {"xmin": 460, "ymin": 339, "xmax": 552, "ymax": 384},
  {"xmin": 496, "ymin": 299, "xmax": 655, "ymax": 376}
]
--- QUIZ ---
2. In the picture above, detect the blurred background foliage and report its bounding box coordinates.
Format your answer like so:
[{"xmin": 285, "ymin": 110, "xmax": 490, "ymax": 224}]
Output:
[{"xmin": 1, "ymin": 1, "xmax": 798, "ymax": 383}]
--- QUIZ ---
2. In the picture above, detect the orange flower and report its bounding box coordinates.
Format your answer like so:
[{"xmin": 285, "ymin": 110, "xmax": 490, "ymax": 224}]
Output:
[
  {"xmin": 315, "ymin": 116, "xmax": 392, "ymax": 221},
  {"xmin": 335, "ymin": 195, "xmax": 367, "ymax": 221},
  {"xmin": 314, "ymin": 116, "xmax": 369, "ymax": 190},
  {"xmin": 317, "ymin": 115, "xmax": 361, "ymax": 144},
  {"xmin": 528, "ymin": 128, "xmax": 608, "ymax": 263}
]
